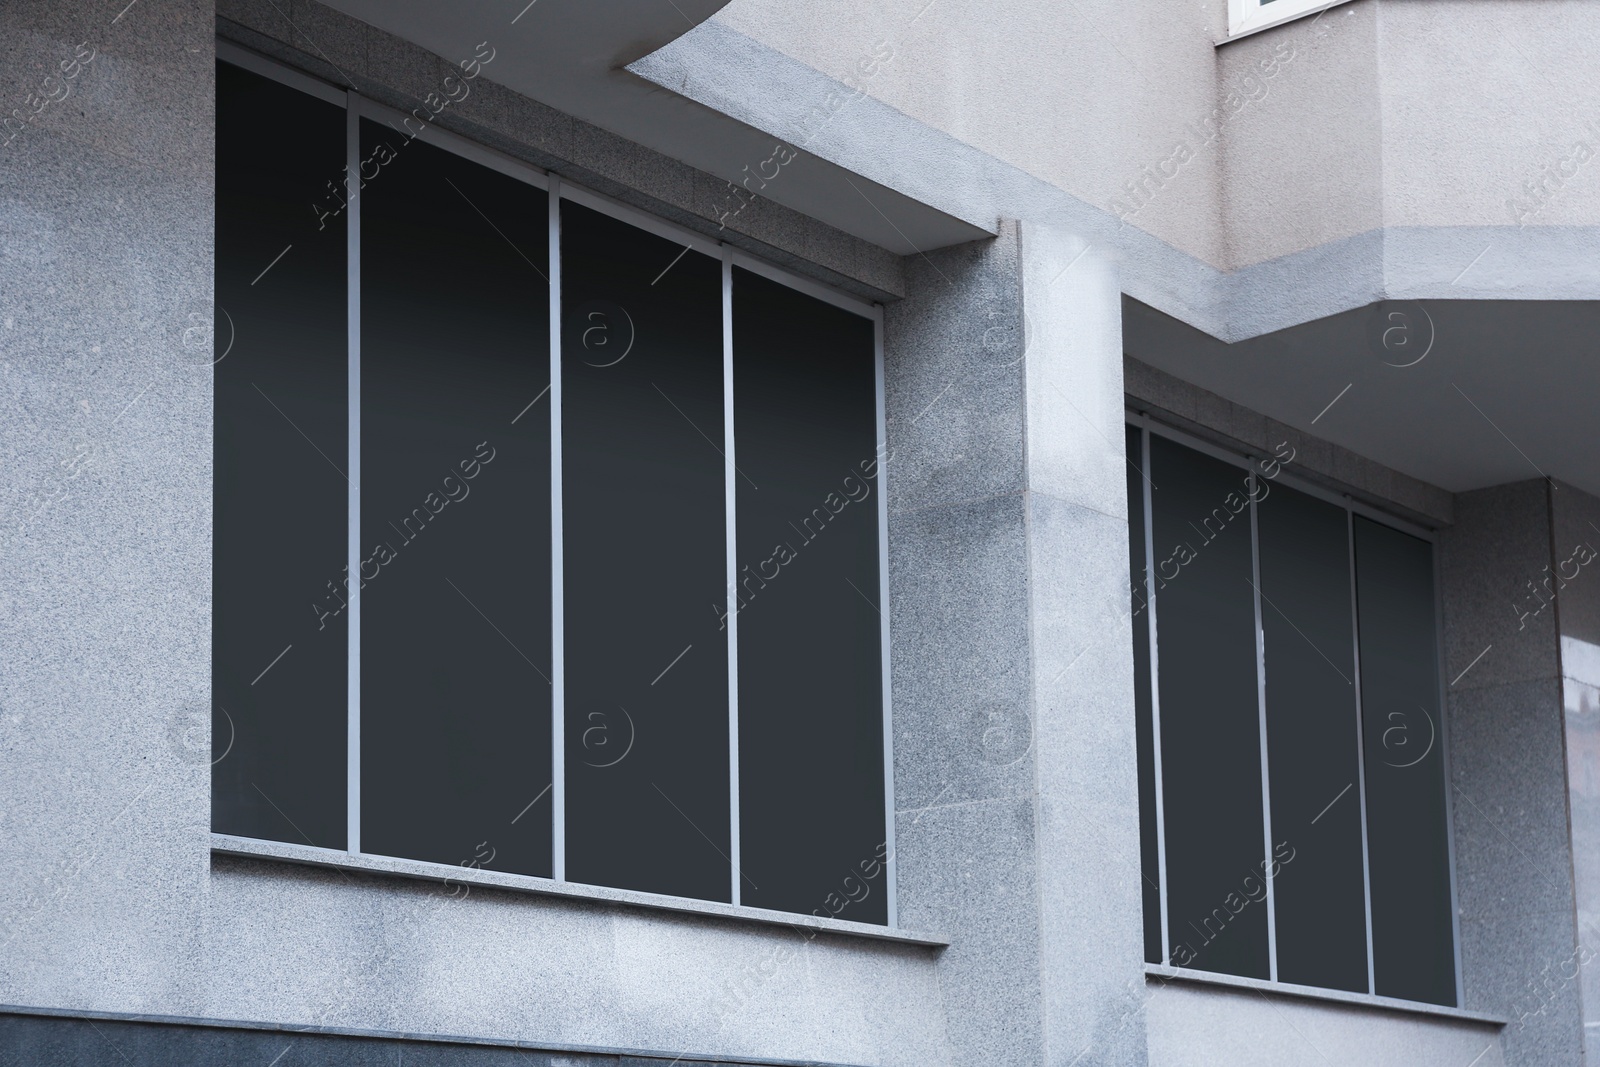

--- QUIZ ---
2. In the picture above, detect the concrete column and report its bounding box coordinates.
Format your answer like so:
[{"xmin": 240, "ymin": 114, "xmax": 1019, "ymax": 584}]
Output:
[
  {"xmin": 886, "ymin": 221, "xmax": 1042, "ymax": 1067},
  {"xmin": 884, "ymin": 219, "xmax": 1146, "ymax": 1066},
  {"xmin": 1552, "ymin": 482, "xmax": 1600, "ymax": 1061},
  {"xmin": 1441, "ymin": 480, "xmax": 1584, "ymax": 1067},
  {"xmin": 0, "ymin": 0, "xmax": 215, "ymax": 1015},
  {"xmin": 1022, "ymin": 224, "xmax": 1148, "ymax": 1067}
]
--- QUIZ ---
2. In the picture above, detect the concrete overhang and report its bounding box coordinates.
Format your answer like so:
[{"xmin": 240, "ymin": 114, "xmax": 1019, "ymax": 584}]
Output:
[
  {"xmin": 317, "ymin": 0, "xmax": 994, "ymax": 256},
  {"xmin": 1125, "ymin": 296, "xmax": 1600, "ymax": 502}
]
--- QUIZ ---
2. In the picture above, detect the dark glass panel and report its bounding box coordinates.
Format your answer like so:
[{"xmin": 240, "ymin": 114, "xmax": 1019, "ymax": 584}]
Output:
[
  {"xmin": 1127, "ymin": 424, "xmax": 1162, "ymax": 964},
  {"xmin": 1355, "ymin": 516, "xmax": 1456, "ymax": 1005},
  {"xmin": 1149, "ymin": 434, "xmax": 1269, "ymax": 977},
  {"xmin": 1258, "ymin": 484, "xmax": 1368, "ymax": 992},
  {"xmin": 733, "ymin": 267, "xmax": 886, "ymax": 924},
  {"xmin": 359, "ymin": 121, "xmax": 552, "ymax": 877},
  {"xmin": 560, "ymin": 201, "xmax": 730, "ymax": 902},
  {"xmin": 213, "ymin": 61, "xmax": 347, "ymax": 848}
]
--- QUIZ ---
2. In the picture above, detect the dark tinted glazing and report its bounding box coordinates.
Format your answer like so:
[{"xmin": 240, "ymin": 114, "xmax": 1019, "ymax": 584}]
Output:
[
  {"xmin": 1258, "ymin": 484, "xmax": 1368, "ymax": 992},
  {"xmin": 1355, "ymin": 516, "xmax": 1455, "ymax": 1005},
  {"xmin": 213, "ymin": 61, "xmax": 347, "ymax": 848},
  {"xmin": 359, "ymin": 122, "xmax": 552, "ymax": 877},
  {"xmin": 560, "ymin": 201, "xmax": 730, "ymax": 902},
  {"xmin": 1149, "ymin": 434, "xmax": 1269, "ymax": 978},
  {"xmin": 733, "ymin": 268, "xmax": 886, "ymax": 924}
]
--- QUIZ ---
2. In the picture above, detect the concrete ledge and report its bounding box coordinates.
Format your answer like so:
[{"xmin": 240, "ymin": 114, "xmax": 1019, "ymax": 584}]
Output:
[
  {"xmin": 1145, "ymin": 965, "xmax": 1507, "ymax": 1027},
  {"xmin": 211, "ymin": 834, "xmax": 950, "ymax": 949}
]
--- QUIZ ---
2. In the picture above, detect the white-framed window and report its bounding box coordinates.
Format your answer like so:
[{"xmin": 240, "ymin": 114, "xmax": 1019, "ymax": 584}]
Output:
[
  {"xmin": 211, "ymin": 42, "xmax": 897, "ymax": 928},
  {"xmin": 1227, "ymin": 0, "xmax": 1350, "ymax": 39}
]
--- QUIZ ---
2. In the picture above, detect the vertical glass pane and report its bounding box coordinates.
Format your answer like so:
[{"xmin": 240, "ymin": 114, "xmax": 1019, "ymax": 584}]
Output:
[
  {"xmin": 1258, "ymin": 485, "xmax": 1367, "ymax": 992},
  {"xmin": 1355, "ymin": 516, "xmax": 1456, "ymax": 1005},
  {"xmin": 1149, "ymin": 434, "xmax": 1269, "ymax": 978},
  {"xmin": 359, "ymin": 122, "xmax": 552, "ymax": 878},
  {"xmin": 733, "ymin": 268, "xmax": 886, "ymax": 924},
  {"xmin": 213, "ymin": 62, "xmax": 347, "ymax": 848},
  {"xmin": 1127, "ymin": 425, "xmax": 1162, "ymax": 964},
  {"xmin": 560, "ymin": 201, "xmax": 730, "ymax": 902}
]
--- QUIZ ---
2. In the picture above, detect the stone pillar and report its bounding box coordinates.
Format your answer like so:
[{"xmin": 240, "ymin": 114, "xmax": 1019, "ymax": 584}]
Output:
[
  {"xmin": 1022, "ymin": 224, "xmax": 1149, "ymax": 1067},
  {"xmin": 885, "ymin": 219, "xmax": 1146, "ymax": 1066},
  {"xmin": 1552, "ymin": 482, "xmax": 1600, "ymax": 1061},
  {"xmin": 1441, "ymin": 480, "xmax": 1584, "ymax": 1066},
  {"xmin": 0, "ymin": 0, "xmax": 215, "ymax": 1015}
]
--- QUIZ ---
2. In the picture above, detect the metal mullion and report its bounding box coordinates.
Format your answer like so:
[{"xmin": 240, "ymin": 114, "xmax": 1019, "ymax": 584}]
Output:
[
  {"xmin": 723, "ymin": 246, "xmax": 740, "ymax": 908},
  {"xmin": 1142, "ymin": 426, "xmax": 1171, "ymax": 965},
  {"xmin": 550, "ymin": 179, "xmax": 566, "ymax": 883},
  {"xmin": 874, "ymin": 306, "xmax": 896, "ymax": 929},
  {"xmin": 346, "ymin": 94, "xmax": 361, "ymax": 856},
  {"xmin": 1349, "ymin": 505, "xmax": 1378, "ymax": 996},
  {"xmin": 1250, "ymin": 472, "xmax": 1278, "ymax": 982},
  {"xmin": 1434, "ymin": 516, "xmax": 1466, "ymax": 1007}
]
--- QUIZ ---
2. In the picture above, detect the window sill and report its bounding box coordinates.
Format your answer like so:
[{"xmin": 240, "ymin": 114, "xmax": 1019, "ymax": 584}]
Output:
[
  {"xmin": 1144, "ymin": 964, "xmax": 1505, "ymax": 1026},
  {"xmin": 1219, "ymin": 0, "xmax": 1357, "ymax": 43},
  {"xmin": 210, "ymin": 834, "xmax": 948, "ymax": 949}
]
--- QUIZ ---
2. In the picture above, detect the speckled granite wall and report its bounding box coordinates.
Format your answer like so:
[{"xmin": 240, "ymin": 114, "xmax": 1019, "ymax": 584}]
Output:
[
  {"xmin": 1553, "ymin": 482, "xmax": 1600, "ymax": 1060},
  {"xmin": 0, "ymin": 0, "xmax": 217, "ymax": 1023},
  {"xmin": 1442, "ymin": 481, "xmax": 1584, "ymax": 1067}
]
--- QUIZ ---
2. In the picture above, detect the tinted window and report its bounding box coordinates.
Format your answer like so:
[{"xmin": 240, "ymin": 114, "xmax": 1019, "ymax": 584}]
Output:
[
  {"xmin": 1355, "ymin": 516, "xmax": 1455, "ymax": 1005},
  {"xmin": 358, "ymin": 123, "xmax": 552, "ymax": 877},
  {"xmin": 561, "ymin": 201, "xmax": 730, "ymax": 902},
  {"xmin": 733, "ymin": 268, "xmax": 886, "ymax": 923},
  {"xmin": 1148, "ymin": 435, "xmax": 1269, "ymax": 978},
  {"xmin": 1259, "ymin": 484, "xmax": 1367, "ymax": 992},
  {"xmin": 213, "ymin": 61, "xmax": 347, "ymax": 849}
]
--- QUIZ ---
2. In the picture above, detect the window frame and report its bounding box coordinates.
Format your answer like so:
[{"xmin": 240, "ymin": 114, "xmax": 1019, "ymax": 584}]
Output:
[
  {"xmin": 1224, "ymin": 0, "xmax": 1354, "ymax": 41},
  {"xmin": 214, "ymin": 41, "xmax": 898, "ymax": 929},
  {"xmin": 1125, "ymin": 410, "xmax": 1464, "ymax": 1007}
]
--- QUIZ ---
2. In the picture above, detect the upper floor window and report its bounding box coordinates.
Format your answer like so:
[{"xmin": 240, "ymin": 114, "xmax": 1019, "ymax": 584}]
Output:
[
  {"xmin": 212, "ymin": 53, "xmax": 894, "ymax": 926},
  {"xmin": 1126, "ymin": 420, "xmax": 1460, "ymax": 1007},
  {"xmin": 1227, "ymin": 0, "xmax": 1351, "ymax": 38}
]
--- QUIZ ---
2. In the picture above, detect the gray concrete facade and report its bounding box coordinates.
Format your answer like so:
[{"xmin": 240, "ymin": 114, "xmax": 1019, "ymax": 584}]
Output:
[{"xmin": 2, "ymin": 1, "xmax": 1594, "ymax": 1066}]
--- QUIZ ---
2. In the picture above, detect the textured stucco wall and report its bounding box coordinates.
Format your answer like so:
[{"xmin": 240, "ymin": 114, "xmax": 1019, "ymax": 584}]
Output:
[
  {"xmin": 1379, "ymin": 0, "xmax": 1600, "ymax": 231},
  {"xmin": 708, "ymin": 0, "xmax": 1228, "ymax": 267},
  {"xmin": 711, "ymin": 0, "xmax": 1600, "ymax": 267},
  {"xmin": 670, "ymin": 0, "xmax": 1600, "ymax": 337},
  {"xmin": 1217, "ymin": 2, "xmax": 1384, "ymax": 268}
]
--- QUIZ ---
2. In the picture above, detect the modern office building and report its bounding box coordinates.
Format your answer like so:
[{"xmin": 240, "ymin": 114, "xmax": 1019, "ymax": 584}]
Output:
[{"xmin": 3, "ymin": 0, "xmax": 1598, "ymax": 1064}]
